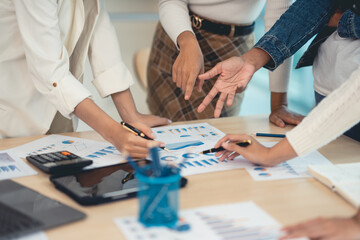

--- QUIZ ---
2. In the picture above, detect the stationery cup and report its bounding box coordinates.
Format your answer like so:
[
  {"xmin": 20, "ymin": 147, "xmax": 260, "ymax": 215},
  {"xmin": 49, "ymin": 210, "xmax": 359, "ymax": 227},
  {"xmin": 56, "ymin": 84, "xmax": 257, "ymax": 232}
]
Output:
[{"xmin": 136, "ymin": 172, "xmax": 180, "ymax": 227}]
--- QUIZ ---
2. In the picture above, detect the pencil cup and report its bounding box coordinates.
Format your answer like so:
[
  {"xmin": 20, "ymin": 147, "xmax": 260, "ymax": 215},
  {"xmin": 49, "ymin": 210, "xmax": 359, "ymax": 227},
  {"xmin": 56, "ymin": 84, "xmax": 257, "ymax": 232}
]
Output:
[{"xmin": 136, "ymin": 172, "xmax": 180, "ymax": 228}]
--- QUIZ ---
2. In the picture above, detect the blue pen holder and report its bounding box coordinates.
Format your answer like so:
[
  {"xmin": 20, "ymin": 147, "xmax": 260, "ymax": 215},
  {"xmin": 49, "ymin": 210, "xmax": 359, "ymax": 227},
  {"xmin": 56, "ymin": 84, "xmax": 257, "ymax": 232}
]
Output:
[{"xmin": 136, "ymin": 172, "xmax": 180, "ymax": 228}]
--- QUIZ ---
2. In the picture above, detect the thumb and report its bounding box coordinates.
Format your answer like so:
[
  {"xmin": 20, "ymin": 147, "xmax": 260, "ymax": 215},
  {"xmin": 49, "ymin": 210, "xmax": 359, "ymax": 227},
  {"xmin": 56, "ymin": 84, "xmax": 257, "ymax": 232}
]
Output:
[{"xmin": 198, "ymin": 63, "xmax": 222, "ymax": 80}]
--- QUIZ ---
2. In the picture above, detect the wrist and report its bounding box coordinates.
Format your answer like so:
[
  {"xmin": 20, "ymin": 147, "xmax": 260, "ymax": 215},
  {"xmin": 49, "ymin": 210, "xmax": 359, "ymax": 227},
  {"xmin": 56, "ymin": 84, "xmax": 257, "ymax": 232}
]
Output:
[
  {"xmin": 271, "ymin": 92, "xmax": 288, "ymax": 111},
  {"xmin": 177, "ymin": 31, "xmax": 199, "ymax": 49},
  {"xmin": 243, "ymin": 48, "xmax": 271, "ymax": 71}
]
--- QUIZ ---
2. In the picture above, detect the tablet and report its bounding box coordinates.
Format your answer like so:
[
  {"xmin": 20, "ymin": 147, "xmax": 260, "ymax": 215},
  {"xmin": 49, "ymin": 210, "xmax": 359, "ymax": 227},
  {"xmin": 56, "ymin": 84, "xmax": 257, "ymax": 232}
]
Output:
[{"xmin": 50, "ymin": 160, "xmax": 187, "ymax": 205}]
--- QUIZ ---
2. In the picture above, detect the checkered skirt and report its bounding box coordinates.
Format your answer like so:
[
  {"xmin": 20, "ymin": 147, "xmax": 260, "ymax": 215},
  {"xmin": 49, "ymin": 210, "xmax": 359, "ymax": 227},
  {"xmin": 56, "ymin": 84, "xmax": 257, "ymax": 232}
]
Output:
[{"xmin": 147, "ymin": 23, "xmax": 254, "ymax": 121}]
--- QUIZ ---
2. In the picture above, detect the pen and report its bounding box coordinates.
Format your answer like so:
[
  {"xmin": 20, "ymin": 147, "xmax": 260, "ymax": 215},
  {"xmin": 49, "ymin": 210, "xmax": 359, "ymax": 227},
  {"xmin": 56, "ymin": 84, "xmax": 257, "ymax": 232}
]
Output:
[
  {"xmin": 121, "ymin": 121, "xmax": 152, "ymax": 140},
  {"xmin": 254, "ymin": 133, "xmax": 286, "ymax": 138},
  {"xmin": 199, "ymin": 140, "xmax": 252, "ymax": 154},
  {"xmin": 121, "ymin": 121, "xmax": 170, "ymax": 152}
]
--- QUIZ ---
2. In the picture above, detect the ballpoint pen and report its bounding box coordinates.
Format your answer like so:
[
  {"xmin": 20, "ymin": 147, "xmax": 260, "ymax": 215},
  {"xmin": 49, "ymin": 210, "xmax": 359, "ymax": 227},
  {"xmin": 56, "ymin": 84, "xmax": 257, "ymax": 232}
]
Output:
[
  {"xmin": 199, "ymin": 140, "xmax": 252, "ymax": 154},
  {"xmin": 121, "ymin": 121, "xmax": 170, "ymax": 152}
]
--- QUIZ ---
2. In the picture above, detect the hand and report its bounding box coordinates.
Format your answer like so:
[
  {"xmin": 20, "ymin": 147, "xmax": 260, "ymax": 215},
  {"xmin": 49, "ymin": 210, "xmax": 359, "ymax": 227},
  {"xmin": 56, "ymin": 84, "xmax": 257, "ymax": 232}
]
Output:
[
  {"xmin": 280, "ymin": 217, "xmax": 360, "ymax": 240},
  {"xmin": 197, "ymin": 48, "xmax": 270, "ymax": 118},
  {"xmin": 197, "ymin": 56, "xmax": 256, "ymax": 117},
  {"xmin": 174, "ymin": 31, "xmax": 205, "ymax": 100},
  {"xmin": 270, "ymin": 106, "xmax": 305, "ymax": 128},
  {"xmin": 214, "ymin": 134, "xmax": 297, "ymax": 166},
  {"xmin": 107, "ymin": 123, "xmax": 165, "ymax": 159},
  {"xmin": 270, "ymin": 92, "xmax": 305, "ymax": 128},
  {"xmin": 214, "ymin": 134, "xmax": 272, "ymax": 166},
  {"xmin": 327, "ymin": 9, "xmax": 343, "ymax": 28}
]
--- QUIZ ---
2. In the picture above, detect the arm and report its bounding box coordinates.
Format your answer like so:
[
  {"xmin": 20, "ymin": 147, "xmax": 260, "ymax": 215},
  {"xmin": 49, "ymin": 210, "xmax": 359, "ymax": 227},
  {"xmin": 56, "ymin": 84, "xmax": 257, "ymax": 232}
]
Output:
[
  {"xmin": 215, "ymin": 65, "xmax": 360, "ymax": 165},
  {"xmin": 14, "ymin": 0, "xmax": 164, "ymax": 158},
  {"xmin": 88, "ymin": 3, "xmax": 170, "ymax": 133},
  {"xmin": 255, "ymin": 0, "xmax": 337, "ymax": 70},
  {"xmin": 197, "ymin": 0, "xmax": 337, "ymax": 117},
  {"xmin": 338, "ymin": 9, "xmax": 360, "ymax": 38},
  {"xmin": 265, "ymin": 0, "xmax": 305, "ymax": 127},
  {"xmin": 159, "ymin": 0, "xmax": 204, "ymax": 100},
  {"xmin": 13, "ymin": 0, "xmax": 91, "ymax": 119}
]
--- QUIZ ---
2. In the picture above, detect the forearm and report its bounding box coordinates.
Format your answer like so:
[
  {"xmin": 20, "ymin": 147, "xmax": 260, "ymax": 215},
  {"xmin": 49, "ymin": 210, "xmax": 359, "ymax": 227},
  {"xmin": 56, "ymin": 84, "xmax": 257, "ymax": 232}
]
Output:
[
  {"xmin": 159, "ymin": 0, "xmax": 193, "ymax": 47},
  {"xmin": 111, "ymin": 89, "xmax": 139, "ymax": 122},
  {"xmin": 255, "ymin": 0, "xmax": 336, "ymax": 70},
  {"xmin": 286, "ymin": 66, "xmax": 360, "ymax": 156},
  {"xmin": 73, "ymin": 98, "xmax": 117, "ymax": 140},
  {"xmin": 271, "ymin": 92, "xmax": 287, "ymax": 111}
]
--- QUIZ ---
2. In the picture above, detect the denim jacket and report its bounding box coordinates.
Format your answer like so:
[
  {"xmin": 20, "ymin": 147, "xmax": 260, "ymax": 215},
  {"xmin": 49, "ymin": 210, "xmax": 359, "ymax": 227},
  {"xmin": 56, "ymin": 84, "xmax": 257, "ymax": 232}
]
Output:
[{"xmin": 255, "ymin": 0, "xmax": 360, "ymax": 71}]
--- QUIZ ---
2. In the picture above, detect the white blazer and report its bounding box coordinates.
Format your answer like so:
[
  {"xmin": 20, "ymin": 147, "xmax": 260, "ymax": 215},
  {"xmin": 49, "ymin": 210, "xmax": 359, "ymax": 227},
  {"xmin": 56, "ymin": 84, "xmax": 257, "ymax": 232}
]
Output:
[{"xmin": 0, "ymin": 0, "xmax": 133, "ymax": 138}]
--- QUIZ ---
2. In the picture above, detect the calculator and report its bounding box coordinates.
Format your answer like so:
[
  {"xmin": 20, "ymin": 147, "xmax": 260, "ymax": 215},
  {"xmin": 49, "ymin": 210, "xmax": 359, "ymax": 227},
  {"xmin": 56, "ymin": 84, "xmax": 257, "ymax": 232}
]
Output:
[{"xmin": 26, "ymin": 151, "xmax": 93, "ymax": 174}]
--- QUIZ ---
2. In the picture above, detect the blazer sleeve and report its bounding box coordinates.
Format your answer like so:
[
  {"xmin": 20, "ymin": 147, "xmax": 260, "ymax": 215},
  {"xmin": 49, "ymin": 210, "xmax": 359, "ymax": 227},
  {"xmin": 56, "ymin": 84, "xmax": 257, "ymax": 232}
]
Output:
[
  {"xmin": 88, "ymin": 2, "xmax": 134, "ymax": 98},
  {"xmin": 255, "ymin": 0, "xmax": 337, "ymax": 70},
  {"xmin": 13, "ymin": 0, "xmax": 91, "ymax": 119}
]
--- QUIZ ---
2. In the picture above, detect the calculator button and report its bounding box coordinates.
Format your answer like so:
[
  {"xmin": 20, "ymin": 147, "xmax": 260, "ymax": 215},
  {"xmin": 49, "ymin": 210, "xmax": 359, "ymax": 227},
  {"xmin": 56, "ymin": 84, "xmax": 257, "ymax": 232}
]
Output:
[
  {"xmin": 32, "ymin": 156, "xmax": 47, "ymax": 164},
  {"xmin": 61, "ymin": 151, "xmax": 71, "ymax": 156},
  {"xmin": 40, "ymin": 155, "xmax": 54, "ymax": 162}
]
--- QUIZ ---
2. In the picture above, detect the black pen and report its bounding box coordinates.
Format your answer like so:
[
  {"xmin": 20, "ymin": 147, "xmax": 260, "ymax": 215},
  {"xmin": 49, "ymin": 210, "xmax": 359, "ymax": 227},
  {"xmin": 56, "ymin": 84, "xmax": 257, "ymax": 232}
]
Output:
[
  {"xmin": 121, "ymin": 121, "xmax": 170, "ymax": 152},
  {"xmin": 199, "ymin": 140, "xmax": 252, "ymax": 154}
]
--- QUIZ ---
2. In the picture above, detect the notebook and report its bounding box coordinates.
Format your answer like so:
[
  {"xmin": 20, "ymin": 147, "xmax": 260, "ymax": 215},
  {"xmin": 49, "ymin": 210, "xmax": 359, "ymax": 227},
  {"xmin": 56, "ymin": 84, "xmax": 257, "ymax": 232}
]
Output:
[{"xmin": 307, "ymin": 162, "xmax": 360, "ymax": 208}]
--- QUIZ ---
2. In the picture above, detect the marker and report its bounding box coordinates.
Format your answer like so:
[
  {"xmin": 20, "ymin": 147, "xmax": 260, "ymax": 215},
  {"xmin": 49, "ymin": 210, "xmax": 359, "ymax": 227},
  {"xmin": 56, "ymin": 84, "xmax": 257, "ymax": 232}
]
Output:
[
  {"xmin": 199, "ymin": 140, "xmax": 252, "ymax": 154},
  {"xmin": 254, "ymin": 133, "xmax": 286, "ymax": 138},
  {"xmin": 121, "ymin": 121, "xmax": 170, "ymax": 152}
]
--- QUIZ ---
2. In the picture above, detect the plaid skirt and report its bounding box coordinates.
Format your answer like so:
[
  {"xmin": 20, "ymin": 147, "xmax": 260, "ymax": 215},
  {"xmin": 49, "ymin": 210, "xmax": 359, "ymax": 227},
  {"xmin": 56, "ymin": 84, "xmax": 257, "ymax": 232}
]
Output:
[{"xmin": 147, "ymin": 22, "xmax": 254, "ymax": 121}]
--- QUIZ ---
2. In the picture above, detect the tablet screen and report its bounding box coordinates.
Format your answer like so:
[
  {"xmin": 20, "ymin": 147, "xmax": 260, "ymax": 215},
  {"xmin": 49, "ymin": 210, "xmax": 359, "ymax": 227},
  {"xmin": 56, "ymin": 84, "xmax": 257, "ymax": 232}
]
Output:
[{"xmin": 51, "ymin": 160, "xmax": 150, "ymax": 204}]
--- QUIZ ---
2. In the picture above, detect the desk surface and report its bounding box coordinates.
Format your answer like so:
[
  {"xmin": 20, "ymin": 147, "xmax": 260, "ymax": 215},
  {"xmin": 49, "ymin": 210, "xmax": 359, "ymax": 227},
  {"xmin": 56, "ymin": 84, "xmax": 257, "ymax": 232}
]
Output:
[{"xmin": 1, "ymin": 115, "xmax": 359, "ymax": 240}]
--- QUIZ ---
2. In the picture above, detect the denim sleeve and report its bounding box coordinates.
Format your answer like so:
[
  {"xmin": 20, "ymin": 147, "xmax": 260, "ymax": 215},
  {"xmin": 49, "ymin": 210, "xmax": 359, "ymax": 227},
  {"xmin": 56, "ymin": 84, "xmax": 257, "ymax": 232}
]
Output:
[
  {"xmin": 255, "ymin": 0, "xmax": 337, "ymax": 70},
  {"xmin": 338, "ymin": 10, "xmax": 360, "ymax": 39}
]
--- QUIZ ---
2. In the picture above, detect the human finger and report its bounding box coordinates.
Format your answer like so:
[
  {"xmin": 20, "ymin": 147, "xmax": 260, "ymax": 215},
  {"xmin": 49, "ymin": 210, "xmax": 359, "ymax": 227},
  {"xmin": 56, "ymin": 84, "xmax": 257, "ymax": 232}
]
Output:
[
  {"xmin": 198, "ymin": 62, "xmax": 222, "ymax": 81},
  {"xmin": 185, "ymin": 73, "xmax": 197, "ymax": 100},
  {"xmin": 214, "ymin": 92, "xmax": 227, "ymax": 118},
  {"xmin": 197, "ymin": 87, "xmax": 219, "ymax": 113},
  {"xmin": 269, "ymin": 113, "xmax": 286, "ymax": 128},
  {"xmin": 226, "ymin": 92, "xmax": 235, "ymax": 106}
]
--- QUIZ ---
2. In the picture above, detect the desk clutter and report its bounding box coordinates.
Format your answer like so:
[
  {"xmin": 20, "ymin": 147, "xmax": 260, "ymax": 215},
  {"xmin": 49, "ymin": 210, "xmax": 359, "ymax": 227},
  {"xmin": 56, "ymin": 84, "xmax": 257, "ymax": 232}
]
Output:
[{"xmin": 0, "ymin": 122, "xmax": 356, "ymax": 240}]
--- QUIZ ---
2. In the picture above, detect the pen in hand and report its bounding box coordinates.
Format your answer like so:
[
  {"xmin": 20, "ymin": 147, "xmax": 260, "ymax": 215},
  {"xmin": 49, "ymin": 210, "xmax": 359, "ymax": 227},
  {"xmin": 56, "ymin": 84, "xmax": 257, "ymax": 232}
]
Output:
[
  {"xmin": 199, "ymin": 140, "xmax": 252, "ymax": 154},
  {"xmin": 121, "ymin": 121, "xmax": 170, "ymax": 152}
]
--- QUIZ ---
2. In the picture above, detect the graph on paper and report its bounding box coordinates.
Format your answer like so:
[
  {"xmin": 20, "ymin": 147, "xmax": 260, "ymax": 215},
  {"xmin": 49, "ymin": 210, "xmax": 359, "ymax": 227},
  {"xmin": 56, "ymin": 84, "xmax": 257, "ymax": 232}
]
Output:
[
  {"xmin": 11, "ymin": 135, "xmax": 124, "ymax": 169},
  {"xmin": 114, "ymin": 201, "xmax": 284, "ymax": 240},
  {"xmin": 240, "ymin": 142, "xmax": 333, "ymax": 181},
  {"xmin": 152, "ymin": 123, "xmax": 249, "ymax": 176},
  {"xmin": 0, "ymin": 151, "xmax": 37, "ymax": 180}
]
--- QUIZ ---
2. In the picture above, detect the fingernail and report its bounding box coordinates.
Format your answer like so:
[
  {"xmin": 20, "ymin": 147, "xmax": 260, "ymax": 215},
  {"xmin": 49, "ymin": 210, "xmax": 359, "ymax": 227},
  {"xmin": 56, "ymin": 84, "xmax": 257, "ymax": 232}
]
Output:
[
  {"xmin": 160, "ymin": 142, "xmax": 165, "ymax": 147},
  {"xmin": 150, "ymin": 133, "xmax": 156, "ymax": 138},
  {"xmin": 168, "ymin": 119, "xmax": 172, "ymax": 124}
]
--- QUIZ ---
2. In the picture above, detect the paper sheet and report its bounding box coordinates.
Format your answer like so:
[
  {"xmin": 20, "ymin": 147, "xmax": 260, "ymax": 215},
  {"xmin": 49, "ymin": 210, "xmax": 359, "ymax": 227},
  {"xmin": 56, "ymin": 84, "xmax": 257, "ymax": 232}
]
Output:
[
  {"xmin": 0, "ymin": 151, "xmax": 37, "ymax": 180},
  {"xmin": 114, "ymin": 201, "xmax": 292, "ymax": 240},
  {"xmin": 153, "ymin": 123, "xmax": 245, "ymax": 176},
  {"xmin": 242, "ymin": 142, "xmax": 333, "ymax": 181},
  {"xmin": 11, "ymin": 135, "xmax": 124, "ymax": 169}
]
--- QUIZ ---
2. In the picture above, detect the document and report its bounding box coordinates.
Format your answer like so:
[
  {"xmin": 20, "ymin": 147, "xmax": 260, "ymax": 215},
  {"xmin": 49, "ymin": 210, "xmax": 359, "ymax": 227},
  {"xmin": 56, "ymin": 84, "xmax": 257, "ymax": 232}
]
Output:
[
  {"xmin": 114, "ymin": 201, "xmax": 305, "ymax": 240},
  {"xmin": 308, "ymin": 163, "xmax": 360, "ymax": 208},
  {"xmin": 154, "ymin": 123, "xmax": 249, "ymax": 176},
  {"xmin": 0, "ymin": 151, "xmax": 37, "ymax": 180},
  {"xmin": 10, "ymin": 135, "xmax": 124, "ymax": 169}
]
